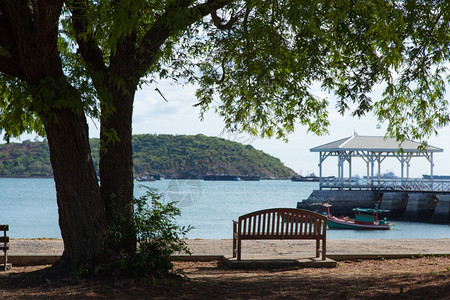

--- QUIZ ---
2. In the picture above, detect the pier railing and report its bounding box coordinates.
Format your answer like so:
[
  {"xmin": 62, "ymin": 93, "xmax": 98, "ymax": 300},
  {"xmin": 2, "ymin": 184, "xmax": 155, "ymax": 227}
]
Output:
[{"xmin": 319, "ymin": 177, "xmax": 450, "ymax": 192}]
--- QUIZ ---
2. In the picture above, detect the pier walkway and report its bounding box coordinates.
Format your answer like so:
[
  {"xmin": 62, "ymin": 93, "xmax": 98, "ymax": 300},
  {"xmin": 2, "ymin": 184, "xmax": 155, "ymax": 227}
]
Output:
[{"xmin": 320, "ymin": 177, "xmax": 450, "ymax": 193}]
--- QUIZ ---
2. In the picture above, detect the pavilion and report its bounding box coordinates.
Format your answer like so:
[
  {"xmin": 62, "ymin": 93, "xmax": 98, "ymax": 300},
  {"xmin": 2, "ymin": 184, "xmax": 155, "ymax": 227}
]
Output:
[{"xmin": 310, "ymin": 135, "xmax": 444, "ymax": 191}]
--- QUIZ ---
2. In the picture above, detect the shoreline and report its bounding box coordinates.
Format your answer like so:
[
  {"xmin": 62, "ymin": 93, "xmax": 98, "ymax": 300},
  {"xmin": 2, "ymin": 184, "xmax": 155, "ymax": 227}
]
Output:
[{"xmin": 9, "ymin": 238, "xmax": 450, "ymax": 256}]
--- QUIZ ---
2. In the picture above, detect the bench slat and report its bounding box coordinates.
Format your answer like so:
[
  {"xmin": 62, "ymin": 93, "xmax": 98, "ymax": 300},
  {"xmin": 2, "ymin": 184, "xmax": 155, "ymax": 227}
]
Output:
[
  {"xmin": 289, "ymin": 213, "xmax": 294, "ymax": 235},
  {"xmin": 0, "ymin": 237, "xmax": 9, "ymax": 243}
]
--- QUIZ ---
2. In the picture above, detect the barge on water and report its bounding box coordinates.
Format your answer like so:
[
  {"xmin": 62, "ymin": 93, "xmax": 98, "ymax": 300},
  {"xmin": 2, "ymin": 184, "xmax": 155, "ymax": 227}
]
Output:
[{"xmin": 203, "ymin": 174, "xmax": 240, "ymax": 181}]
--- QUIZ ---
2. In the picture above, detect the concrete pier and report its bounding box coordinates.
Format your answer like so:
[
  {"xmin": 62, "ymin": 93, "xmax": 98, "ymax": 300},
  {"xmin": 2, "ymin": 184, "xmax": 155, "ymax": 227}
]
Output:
[
  {"xmin": 430, "ymin": 194, "xmax": 450, "ymax": 223},
  {"xmin": 298, "ymin": 190, "xmax": 449, "ymax": 223},
  {"xmin": 380, "ymin": 192, "xmax": 408, "ymax": 219},
  {"xmin": 298, "ymin": 190, "xmax": 377, "ymax": 217},
  {"xmin": 402, "ymin": 193, "xmax": 437, "ymax": 221}
]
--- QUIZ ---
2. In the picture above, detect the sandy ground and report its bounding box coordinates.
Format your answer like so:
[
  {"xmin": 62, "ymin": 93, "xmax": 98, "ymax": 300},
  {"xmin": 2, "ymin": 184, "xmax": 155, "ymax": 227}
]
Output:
[{"xmin": 9, "ymin": 238, "xmax": 450, "ymax": 256}]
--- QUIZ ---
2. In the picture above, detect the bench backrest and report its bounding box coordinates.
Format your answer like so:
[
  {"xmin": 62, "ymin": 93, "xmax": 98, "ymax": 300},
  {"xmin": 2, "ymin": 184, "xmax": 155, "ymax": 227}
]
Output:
[
  {"xmin": 0, "ymin": 225, "xmax": 8, "ymax": 250},
  {"xmin": 237, "ymin": 208, "xmax": 326, "ymax": 239}
]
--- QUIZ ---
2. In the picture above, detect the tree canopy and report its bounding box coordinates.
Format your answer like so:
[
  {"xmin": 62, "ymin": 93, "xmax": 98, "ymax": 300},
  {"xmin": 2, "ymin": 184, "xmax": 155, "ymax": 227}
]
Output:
[{"xmin": 0, "ymin": 1, "xmax": 448, "ymax": 144}]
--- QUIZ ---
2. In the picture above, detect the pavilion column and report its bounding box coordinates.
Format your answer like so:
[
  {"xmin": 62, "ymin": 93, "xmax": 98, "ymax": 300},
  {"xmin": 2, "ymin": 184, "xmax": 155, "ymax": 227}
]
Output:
[
  {"xmin": 400, "ymin": 156, "xmax": 404, "ymax": 184},
  {"xmin": 319, "ymin": 152, "xmax": 323, "ymax": 190},
  {"xmin": 431, "ymin": 153, "xmax": 434, "ymax": 181},
  {"xmin": 348, "ymin": 156, "xmax": 352, "ymax": 184},
  {"xmin": 370, "ymin": 153, "xmax": 375, "ymax": 188}
]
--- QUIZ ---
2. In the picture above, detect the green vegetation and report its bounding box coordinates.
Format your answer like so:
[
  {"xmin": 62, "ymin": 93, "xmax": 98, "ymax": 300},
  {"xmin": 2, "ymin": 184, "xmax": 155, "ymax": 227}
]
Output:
[
  {"xmin": 0, "ymin": 140, "xmax": 51, "ymax": 177},
  {"xmin": 109, "ymin": 187, "xmax": 191, "ymax": 278},
  {"xmin": 0, "ymin": 134, "xmax": 296, "ymax": 179}
]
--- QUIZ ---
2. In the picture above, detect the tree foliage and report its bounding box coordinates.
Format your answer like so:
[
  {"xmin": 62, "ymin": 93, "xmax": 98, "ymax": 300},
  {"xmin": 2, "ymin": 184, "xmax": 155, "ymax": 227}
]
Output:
[
  {"xmin": 77, "ymin": 0, "xmax": 446, "ymax": 142},
  {"xmin": 111, "ymin": 187, "xmax": 192, "ymax": 278}
]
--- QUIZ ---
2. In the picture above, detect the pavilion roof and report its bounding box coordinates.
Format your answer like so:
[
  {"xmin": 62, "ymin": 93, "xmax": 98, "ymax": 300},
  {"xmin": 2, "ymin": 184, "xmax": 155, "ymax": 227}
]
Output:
[{"xmin": 310, "ymin": 136, "xmax": 443, "ymax": 153}]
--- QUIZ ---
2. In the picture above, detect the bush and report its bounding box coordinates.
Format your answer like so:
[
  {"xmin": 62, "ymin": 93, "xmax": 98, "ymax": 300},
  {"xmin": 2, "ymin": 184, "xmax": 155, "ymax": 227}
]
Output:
[{"xmin": 112, "ymin": 187, "xmax": 192, "ymax": 277}]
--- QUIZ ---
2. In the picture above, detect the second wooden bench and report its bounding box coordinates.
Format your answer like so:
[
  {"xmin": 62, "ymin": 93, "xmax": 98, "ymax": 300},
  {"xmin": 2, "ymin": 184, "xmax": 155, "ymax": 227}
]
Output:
[
  {"xmin": 0, "ymin": 225, "xmax": 9, "ymax": 271},
  {"xmin": 233, "ymin": 208, "xmax": 327, "ymax": 260}
]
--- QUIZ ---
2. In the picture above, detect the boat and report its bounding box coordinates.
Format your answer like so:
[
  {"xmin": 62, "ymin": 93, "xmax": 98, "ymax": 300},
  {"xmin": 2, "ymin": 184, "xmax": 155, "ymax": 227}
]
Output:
[
  {"xmin": 135, "ymin": 175, "xmax": 156, "ymax": 182},
  {"xmin": 135, "ymin": 174, "xmax": 164, "ymax": 181},
  {"xmin": 291, "ymin": 173, "xmax": 319, "ymax": 182},
  {"xmin": 239, "ymin": 175, "xmax": 260, "ymax": 181},
  {"xmin": 422, "ymin": 174, "xmax": 450, "ymax": 180},
  {"xmin": 363, "ymin": 171, "xmax": 397, "ymax": 180},
  {"xmin": 323, "ymin": 204, "xmax": 394, "ymax": 230},
  {"xmin": 203, "ymin": 174, "xmax": 240, "ymax": 181}
]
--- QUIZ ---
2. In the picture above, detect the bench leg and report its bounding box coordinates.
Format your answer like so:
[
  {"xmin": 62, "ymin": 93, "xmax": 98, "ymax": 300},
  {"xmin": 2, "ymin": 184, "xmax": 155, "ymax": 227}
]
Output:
[
  {"xmin": 322, "ymin": 238, "xmax": 326, "ymax": 260},
  {"xmin": 3, "ymin": 249, "xmax": 6, "ymax": 271},
  {"xmin": 237, "ymin": 238, "xmax": 241, "ymax": 261},
  {"xmin": 232, "ymin": 222, "xmax": 237, "ymax": 258},
  {"xmin": 316, "ymin": 239, "xmax": 320, "ymax": 258}
]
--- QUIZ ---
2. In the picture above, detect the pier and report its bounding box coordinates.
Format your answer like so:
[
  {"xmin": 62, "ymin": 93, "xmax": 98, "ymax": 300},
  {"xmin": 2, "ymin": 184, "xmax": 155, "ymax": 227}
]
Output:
[
  {"xmin": 297, "ymin": 136, "xmax": 450, "ymax": 223},
  {"xmin": 319, "ymin": 177, "xmax": 450, "ymax": 193}
]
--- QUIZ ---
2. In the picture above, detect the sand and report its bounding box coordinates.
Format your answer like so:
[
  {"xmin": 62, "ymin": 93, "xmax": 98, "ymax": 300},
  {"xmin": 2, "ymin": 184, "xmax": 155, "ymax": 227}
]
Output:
[{"xmin": 9, "ymin": 238, "xmax": 450, "ymax": 256}]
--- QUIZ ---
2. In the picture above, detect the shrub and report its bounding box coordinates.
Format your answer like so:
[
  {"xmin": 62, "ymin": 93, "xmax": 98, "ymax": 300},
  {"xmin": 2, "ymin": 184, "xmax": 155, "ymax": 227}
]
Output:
[{"xmin": 112, "ymin": 187, "xmax": 192, "ymax": 277}]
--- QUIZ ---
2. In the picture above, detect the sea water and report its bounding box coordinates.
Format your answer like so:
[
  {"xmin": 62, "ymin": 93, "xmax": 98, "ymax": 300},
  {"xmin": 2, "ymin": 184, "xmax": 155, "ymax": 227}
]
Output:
[{"xmin": 1, "ymin": 178, "xmax": 449, "ymax": 239}]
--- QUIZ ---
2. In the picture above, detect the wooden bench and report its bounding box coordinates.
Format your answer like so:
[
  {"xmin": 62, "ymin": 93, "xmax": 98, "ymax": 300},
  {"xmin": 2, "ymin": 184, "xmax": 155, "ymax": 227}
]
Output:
[
  {"xmin": 233, "ymin": 208, "xmax": 327, "ymax": 260},
  {"xmin": 0, "ymin": 225, "xmax": 9, "ymax": 271}
]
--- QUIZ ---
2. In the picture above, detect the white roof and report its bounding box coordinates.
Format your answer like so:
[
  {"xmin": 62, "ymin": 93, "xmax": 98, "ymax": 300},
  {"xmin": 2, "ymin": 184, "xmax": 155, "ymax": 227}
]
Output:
[{"xmin": 310, "ymin": 136, "xmax": 443, "ymax": 153}]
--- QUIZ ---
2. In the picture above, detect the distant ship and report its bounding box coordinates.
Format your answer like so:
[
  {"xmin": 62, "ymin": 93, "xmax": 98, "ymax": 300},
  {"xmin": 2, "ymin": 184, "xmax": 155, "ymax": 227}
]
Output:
[
  {"xmin": 239, "ymin": 175, "xmax": 260, "ymax": 181},
  {"xmin": 204, "ymin": 174, "xmax": 240, "ymax": 181},
  {"xmin": 422, "ymin": 174, "xmax": 450, "ymax": 180},
  {"xmin": 363, "ymin": 171, "xmax": 397, "ymax": 180},
  {"xmin": 135, "ymin": 174, "xmax": 164, "ymax": 181},
  {"xmin": 291, "ymin": 173, "xmax": 319, "ymax": 182}
]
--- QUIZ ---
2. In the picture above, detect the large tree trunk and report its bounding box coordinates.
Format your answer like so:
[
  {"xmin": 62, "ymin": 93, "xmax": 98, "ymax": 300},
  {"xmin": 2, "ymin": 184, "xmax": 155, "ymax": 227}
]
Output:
[
  {"xmin": 100, "ymin": 86, "xmax": 136, "ymax": 254},
  {"xmin": 45, "ymin": 107, "xmax": 107, "ymax": 269},
  {"xmin": 0, "ymin": 0, "xmax": 108, "ymax": 270}
]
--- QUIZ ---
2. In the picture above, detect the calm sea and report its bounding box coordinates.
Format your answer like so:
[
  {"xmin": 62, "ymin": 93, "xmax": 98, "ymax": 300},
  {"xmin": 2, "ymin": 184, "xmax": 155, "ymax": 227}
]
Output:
[{"xmin": 1, "ymin": 178, "xmax": 449, "ymax": 239}]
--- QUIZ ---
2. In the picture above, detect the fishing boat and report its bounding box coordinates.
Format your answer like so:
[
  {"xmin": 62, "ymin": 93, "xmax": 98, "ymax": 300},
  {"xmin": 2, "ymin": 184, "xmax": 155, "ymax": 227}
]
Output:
[{"xmin": 323, "ymin": 204, "xmax": 394, "ymax": 230}]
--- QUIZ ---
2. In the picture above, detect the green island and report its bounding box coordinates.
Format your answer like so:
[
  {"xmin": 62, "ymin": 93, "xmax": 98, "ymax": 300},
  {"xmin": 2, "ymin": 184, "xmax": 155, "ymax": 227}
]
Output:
[{"xmin": 0, "ymin": 134, "xmax": 296, "ymax": 179}]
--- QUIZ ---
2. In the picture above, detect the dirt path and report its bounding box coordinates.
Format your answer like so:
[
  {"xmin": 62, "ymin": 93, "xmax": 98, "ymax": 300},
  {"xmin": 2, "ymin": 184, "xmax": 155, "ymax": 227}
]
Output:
[{"xmin": 0, "ymin": 256, "xmax": 449, "ymax": 299}]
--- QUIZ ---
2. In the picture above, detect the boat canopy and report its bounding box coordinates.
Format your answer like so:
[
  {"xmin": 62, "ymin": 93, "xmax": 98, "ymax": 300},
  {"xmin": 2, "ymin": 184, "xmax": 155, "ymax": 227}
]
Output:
[{"xmin": 352, "ymin": 207, "xmax": 390, "ymax": 214}]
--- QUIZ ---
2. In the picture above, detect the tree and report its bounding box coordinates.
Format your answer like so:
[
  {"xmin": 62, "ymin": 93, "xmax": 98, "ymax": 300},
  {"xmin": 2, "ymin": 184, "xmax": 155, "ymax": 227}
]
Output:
[
  {"xmin": 66, "ymin": 0, "xmax": 448, "ymax": 254},
  {"xmin": 1, "ymin": 0, "xmax": 448, "ymax": 271},
  {"xmin": 0, "ymin": 1, "xmax": 106, "ymax": 269}
]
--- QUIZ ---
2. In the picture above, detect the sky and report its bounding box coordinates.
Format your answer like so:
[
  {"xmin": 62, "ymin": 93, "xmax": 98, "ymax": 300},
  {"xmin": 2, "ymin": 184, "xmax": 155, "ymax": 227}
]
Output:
[
  {"xmin": 104, "ymin": 79, "xmax": 450, "ymax": 178},
  {"xmin": 9, "ymin": 79, "xmax": 450, "ymax": 179}
]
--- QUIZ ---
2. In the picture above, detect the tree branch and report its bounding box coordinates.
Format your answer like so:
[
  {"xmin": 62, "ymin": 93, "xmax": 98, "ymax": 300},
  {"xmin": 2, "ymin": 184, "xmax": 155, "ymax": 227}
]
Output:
[
  {"xmin": 211, "ymin": 9, "xmax": 237, "ymax": 30},
  {"xmin": 0, "ymin": 3, "xmax": 25, "ymax": 79},
  {"xmin": 70, "ymin": 0, "xmax": 107, "ymax": 75},
  {"xmin": 134, "ymin": 0, "xmax": 233, "ymax": 78},
  {"xmin": 0, "ymin": 56, "xmax": 23, "ymax": 78}
]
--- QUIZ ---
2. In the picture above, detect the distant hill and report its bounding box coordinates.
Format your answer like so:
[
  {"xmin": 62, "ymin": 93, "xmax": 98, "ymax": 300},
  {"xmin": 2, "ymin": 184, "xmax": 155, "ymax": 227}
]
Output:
[
  {"xmin": 0, "ymin": 140, "xmax": 52, "ymax": 177},
  {"xmin": 0, "ymin": 134, "xmax": 297, "ymax": 179}
]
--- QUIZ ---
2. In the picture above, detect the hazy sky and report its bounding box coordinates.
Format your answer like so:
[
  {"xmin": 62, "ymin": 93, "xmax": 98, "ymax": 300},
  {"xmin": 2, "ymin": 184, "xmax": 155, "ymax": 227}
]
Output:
[
  {"xmin": 104, "ymin": 79, "xmax": 450, "ymax": 178},
  {"xmin": 10, "ymin": 79, "xmax": 450, "ymax": 178}
]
